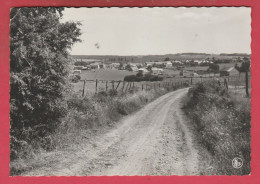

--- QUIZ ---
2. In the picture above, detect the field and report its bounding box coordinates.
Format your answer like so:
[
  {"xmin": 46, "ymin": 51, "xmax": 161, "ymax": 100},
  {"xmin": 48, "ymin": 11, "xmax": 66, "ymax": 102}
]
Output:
[
  {"xmin": 72, "ymin": 54, "xmax": 249, "ymax": 64},
  {"xmin": 75, "ymin": 63, "xmax": 236, "ymax": 81},
  {"xmin": 79, "ymin": 69, "xmax": 133, "ymax": 81},
  {"xmin": 71, "ymin": 63, "xmax": 246, "ymax": 94},
  {"xmin": 185, "ymin": 63, "xmax": 235, "ymax": 71}
]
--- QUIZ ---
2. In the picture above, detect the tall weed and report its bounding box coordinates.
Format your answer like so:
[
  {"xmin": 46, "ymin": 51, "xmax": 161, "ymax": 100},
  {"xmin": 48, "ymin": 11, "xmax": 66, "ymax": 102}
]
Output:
[{"xmin": 183, "ymin": 81, "xmax": 251, "ymax": 175}]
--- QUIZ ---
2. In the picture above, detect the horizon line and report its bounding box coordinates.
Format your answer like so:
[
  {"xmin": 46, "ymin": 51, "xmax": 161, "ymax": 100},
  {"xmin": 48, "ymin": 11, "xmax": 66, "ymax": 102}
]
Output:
[{"xmin": 71, "ymin": 52, "xmax": 251, "ymax": 57}]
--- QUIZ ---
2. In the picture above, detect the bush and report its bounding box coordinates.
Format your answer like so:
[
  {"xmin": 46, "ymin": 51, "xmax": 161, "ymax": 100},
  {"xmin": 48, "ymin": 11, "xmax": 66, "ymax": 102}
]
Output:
[
  {"xmin": 124, "ymin": 73, "xmax": 163, "ymax": 82},
  {"xmin": 10, "ymin": 7, "xmax": 81, "ymax": 160},
  {"xmin": 183, "ymin": 80, "xmax": 251, "ymax": 175},
  {"xmin": 124, "ymin": 75, "xmax": 137, "ymax": 82},
  {"xmin": 70, "ymin": 75, "xmax": 81, "ymax": 83}
]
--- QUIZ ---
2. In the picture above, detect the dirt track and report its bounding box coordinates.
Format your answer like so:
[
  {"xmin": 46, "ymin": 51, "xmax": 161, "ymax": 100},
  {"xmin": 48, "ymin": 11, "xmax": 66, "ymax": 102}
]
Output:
[{"xmin": 24, "ymin": 88, "xmax": 200, "ymax": 176}]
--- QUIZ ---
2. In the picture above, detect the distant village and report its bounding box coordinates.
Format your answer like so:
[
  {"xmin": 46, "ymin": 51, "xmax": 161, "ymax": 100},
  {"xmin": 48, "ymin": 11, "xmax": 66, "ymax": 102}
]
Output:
[{"xmin": 71, "ymin": 56, "xmax": 250, "ymax": 77}]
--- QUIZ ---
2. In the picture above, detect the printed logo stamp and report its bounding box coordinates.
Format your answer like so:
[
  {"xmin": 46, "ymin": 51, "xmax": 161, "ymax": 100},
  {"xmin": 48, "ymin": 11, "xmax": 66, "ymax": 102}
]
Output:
[{"xmin": 232, "ymin": 157, "xmax": 243, "ymax": 169}]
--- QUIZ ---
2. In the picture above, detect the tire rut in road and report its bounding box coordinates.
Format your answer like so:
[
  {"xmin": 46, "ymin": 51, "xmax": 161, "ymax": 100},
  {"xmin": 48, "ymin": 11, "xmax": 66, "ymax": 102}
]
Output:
[
  {"xmin": 23, "ymin": 88, "xmax": 199, "ymax": 176},
  {"xmin": 91, "ymin": 88, "xmax": 198, "ymax": 176}
]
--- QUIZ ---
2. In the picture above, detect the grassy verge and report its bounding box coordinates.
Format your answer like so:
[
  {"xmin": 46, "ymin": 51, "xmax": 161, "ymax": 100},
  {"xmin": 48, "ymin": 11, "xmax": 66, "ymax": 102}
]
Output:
[
  {"xmin": 10, "ymin": 87, "xmax": 172, "ymax": 175},
  {"xmin": 183, "ymin": 81, "xmax": 251, "ymax": 175}
]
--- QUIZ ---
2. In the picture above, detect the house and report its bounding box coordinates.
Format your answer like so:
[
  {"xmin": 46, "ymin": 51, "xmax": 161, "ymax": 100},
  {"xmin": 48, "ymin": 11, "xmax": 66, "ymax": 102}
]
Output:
[
  {"xmin": 165, "ymin": 61, "xmax": 173, "ymax": 68},
  {"xmin": 172, "ymin": 60, "xmax": 182, "ymax": 65},
  {"xmin": 138, "ymin": 68, "xmax": 149, "ymax": 75},
  {"xmin": 154, "ymin": 61, "xmax": 164, "ymax": 65},
  {"xmin": 90, "ymin": 62, "xmax": 102, "ymax": 69},
  {"xmin": 146, "ymin": 62, "xmax": 155, "ymax": 67},
  {"xmin": 151, "ymin": 67, "xmax": 164, "ymax": 75},
  {"xmin": 194, "ymin": 60, "xmax": 202, "ymax": 65},
  {"xmin": 131, "ymin": 66, "xmax": 139, "ymax": 72},
  {"xmin": 111, "ymin": 63, "xmax": 120, "ymax": 69},
  {"xmin": 220, "ymin": 67, "xmax": 239, "ymax": 76}
]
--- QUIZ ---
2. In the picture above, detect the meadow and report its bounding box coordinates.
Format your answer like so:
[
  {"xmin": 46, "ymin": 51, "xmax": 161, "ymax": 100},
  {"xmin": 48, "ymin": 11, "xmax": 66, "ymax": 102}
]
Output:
[
  {"xmin": 71, "ymin": 63, "xmax": 242, "ymax": 94},
  {"xmin": 80, "ymin": 69, "xmax": 133, "ymax": 80}
]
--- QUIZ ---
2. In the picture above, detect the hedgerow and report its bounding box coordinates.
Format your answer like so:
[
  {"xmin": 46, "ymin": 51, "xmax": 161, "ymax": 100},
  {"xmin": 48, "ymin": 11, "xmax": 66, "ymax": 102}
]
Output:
[{"xmin": 183, "ymin": 81, "xmax": 251, "ymax": 175}]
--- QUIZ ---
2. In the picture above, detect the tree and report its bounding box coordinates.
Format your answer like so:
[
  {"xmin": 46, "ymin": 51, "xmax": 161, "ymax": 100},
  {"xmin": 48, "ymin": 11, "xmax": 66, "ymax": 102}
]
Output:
[
  {"xmin": 208, "ymin": 63, "xmax": 220, "ymax": 76},
  {"xmin": 147, "ymin": 65, "xmax": 152, "ymax": 72},
  {"xmin": 235, "ymin": 57, "xmax": 250, "ymax": 97},
  {"xmin": 164, "ymin": 57, "xmax": 170, "ymax": 61},
  {"xmin": 125, "ymin": 64, "xmax": 132, "ymax": 71},
  {"xmin": 10, "ymin": 7, "xmax": 81, "ymax": 158},
  {"xmin": 118, "ymin": 62, "xmax": 123, "ymax": 70}
]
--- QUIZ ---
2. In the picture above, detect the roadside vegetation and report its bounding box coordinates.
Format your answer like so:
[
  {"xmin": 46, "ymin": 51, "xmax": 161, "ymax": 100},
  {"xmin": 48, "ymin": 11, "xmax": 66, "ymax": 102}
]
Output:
[
  {"xmin": 9, "ymin": 7, "xmax": 82, "ymax": 174},
  {"xmin": 9, "ymin": 7, "xmax": 185, "ymax": 176},
  {"xmin": 10, "ymin": 87, "xmax": 171, "ymax": 175},
  {"xmin": 183, "ymin": 81, "xmax": 251, "ymax": 175}
]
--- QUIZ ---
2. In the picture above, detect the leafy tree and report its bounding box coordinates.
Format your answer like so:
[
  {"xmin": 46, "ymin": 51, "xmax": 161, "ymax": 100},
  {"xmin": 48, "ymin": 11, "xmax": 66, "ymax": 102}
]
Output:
[
  {"xmin": 164, "ymin": 57, "xmax": 170, "ymax": 61},
  {"xmin": 125, "ymin": 64, "xmax": 132, "ymax": 71},
  {"xmin": 208, "ymin": 63, "xmax": 220, "ymax": 76},
  {"xmin": 147, "ymin": 65, "xmax": 152, "ymax": 72},
  {"xmin": 10, "ymin": 7, "xmax": 81, "ymax": 158},
  {"xmin": 118, "ymin": 62, "xmax": 123, "ymax": 70},
  {"xmin": 235, "ymin": 57, "xmax": 250, "ymax": 97},
  {"xmin": 136, "ymin": 71, "xmax": 143, "ymax": 78}
]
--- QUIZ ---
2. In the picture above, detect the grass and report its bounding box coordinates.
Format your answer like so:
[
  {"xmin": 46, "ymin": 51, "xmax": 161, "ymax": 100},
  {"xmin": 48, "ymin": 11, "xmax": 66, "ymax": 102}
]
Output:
[
  {"xmin": 80, "ymin": 69, "xmax": 134, "ymax": 81},
  {"xmin": 183, "ymin": 81, "xmax": 251, "ymax": 175},
  {"xmin": 184, "ymin": 63, "xmax": 235, "ymax": 71}
]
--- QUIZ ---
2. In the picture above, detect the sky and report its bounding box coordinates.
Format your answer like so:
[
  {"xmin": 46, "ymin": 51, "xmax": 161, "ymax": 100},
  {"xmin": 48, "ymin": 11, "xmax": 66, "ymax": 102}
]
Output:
[{"xmin": 62, "ymin": 7, "xmax": 251, "ymax": 56}]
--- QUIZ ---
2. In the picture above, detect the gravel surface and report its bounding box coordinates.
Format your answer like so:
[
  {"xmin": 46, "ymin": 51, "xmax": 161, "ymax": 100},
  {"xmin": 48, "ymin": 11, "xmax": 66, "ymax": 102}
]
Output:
[{"xmin": 23, "ymin": 88, "xmax": 200, "ymax": 176}]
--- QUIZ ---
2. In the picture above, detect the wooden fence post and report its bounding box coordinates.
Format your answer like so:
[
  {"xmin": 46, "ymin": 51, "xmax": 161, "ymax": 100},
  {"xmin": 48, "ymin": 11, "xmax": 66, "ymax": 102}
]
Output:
[
  {"xmin": 95, "ymin": 79, "xmax": 98, "ymax": 93},
  {"xmin": 82, "ymin": 80, "xmax": 86, "ymax": 97},
  {"xmin": 116, "ymin": 81, "xmax": 121, "ymax": 90},
  {"xmin": 106, "ymin": 81, "xmax": 108, "ymax": 91},
  {"xmin": 125, "ymin": 82, "xmax": 130, "ymax": 92},
  {"xmin": 112, "ymin": 80, "xmax": 115, "ymax": 90},
  {"xmin": 224, "ymin": 78, "xmax": 228, "ymax": 89},
  {"xmin": 122, "ymin": 81, "xmax": 125, "ymax": 91},
  {"xmin": 190, "ymin": 77, "xmax": 193, "ymax": 85},
  {"xmin": 245, "ymin": 71, "xmax": 249, "ymax": 97},
  {"xmin": 142, "ymin": 83, "xmax": 144, "ymax": 91}
]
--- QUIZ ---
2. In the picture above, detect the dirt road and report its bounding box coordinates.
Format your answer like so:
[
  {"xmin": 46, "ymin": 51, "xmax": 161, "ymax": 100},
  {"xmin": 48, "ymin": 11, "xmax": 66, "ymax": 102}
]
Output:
[{"xmin": 24, "ymin": 88, "xmax": 200, "ymax": 176}]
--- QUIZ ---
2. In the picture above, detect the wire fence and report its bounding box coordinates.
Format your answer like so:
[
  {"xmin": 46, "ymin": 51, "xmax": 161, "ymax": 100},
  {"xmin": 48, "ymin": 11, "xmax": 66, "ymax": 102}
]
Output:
[{"xmin": 75, "ymin": 74, "xmax": 251, "ymax": 97}]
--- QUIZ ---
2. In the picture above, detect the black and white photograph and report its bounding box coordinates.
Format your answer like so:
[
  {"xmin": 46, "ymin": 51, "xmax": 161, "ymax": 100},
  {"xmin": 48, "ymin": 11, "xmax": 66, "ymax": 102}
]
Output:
[{"xmin": 9, "ymin": 7, "xmax": 251, "ymax": 176}]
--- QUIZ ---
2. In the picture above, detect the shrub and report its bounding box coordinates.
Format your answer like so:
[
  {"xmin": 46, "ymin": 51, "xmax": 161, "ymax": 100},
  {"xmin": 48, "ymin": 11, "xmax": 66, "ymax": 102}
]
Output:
[
  {"xmin": 124, "ymin": 74, "xmax": 163, "ymax": 82},
  {"xmin": 10, "ymin": 7, "xmax": 81, "ymax": 160},
  {"xmin": 70, "ymin": 75, "xmax": 81, "ymax": 83},
  {"xmin": 124, "ymin": 75, "xmax": 137, "ymax": 82},
  {"xmin": 183, "ymin": 80, "xmax": 251, "ymax": 175}
]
